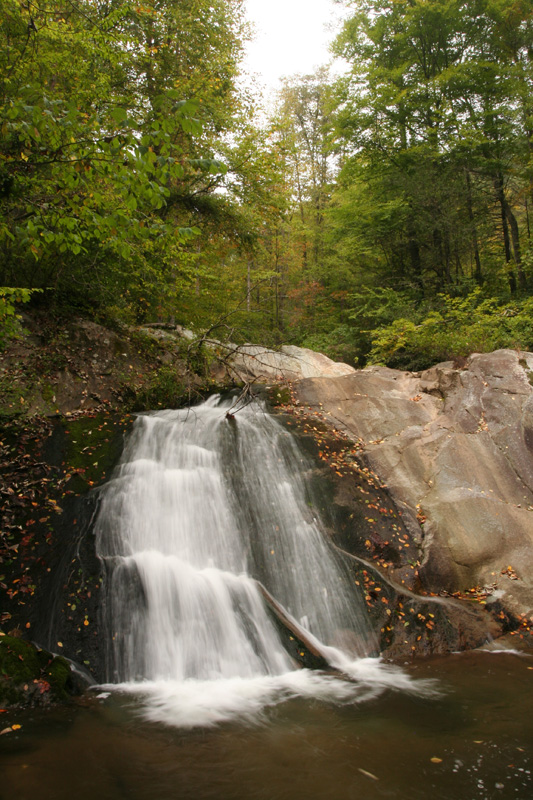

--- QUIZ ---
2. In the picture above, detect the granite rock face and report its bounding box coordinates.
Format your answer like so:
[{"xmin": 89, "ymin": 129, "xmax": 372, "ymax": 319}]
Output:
[
  {"xmin": 294, "ymin": 350, "xmax": 533, "ymax": 619},
  {"xmin": 225, "ymin": 343, "xmax": 356, "ymax": 382}
]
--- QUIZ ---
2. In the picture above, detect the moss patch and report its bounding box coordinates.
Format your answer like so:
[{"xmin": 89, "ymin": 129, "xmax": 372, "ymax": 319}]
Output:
[
  {"xmin": 0, "ymin": 635, "xmax": 76, "ymax": 706},
  {"xmin": 267, "ymin": 385, "xmax": 292, "ymax": 407},
  {"xmin": 61, "ymin": 412, "xmax": 133, "ymax": 488}
]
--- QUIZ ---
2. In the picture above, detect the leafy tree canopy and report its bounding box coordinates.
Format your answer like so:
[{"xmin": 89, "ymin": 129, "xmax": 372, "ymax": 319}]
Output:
[
  {"xmin": 2, "ymin": 0, "xmax": 533, "ymax": 371},
  {"xmin": 0, "ymin": 0, "xmax": 247, "ymax": 314}
]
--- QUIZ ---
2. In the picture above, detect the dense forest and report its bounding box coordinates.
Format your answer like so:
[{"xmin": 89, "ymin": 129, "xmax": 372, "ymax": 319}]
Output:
[{"xmin": 1, "ymin": 0, "xmax": 533, "ymax": 370}]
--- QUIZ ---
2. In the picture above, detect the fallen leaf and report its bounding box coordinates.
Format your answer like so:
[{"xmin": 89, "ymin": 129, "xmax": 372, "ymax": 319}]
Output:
[{"xmin": 358, "ymin": 768, "xmax": 379, "ymax": 781}]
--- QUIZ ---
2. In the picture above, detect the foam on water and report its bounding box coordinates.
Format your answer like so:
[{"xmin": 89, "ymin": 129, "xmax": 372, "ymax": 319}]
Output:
[{"xmin": 103, "ymin": 658, "xmax": 438, "ymax": 729}]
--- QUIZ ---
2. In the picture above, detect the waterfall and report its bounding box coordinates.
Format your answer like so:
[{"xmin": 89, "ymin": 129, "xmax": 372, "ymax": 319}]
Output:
[{"xmin": 94, "ymin": 396, "xmax": 432, "ymax": 727}]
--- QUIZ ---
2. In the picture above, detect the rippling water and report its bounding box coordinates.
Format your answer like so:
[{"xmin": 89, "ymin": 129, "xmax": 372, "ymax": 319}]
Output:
[{"xmin": 1, "ymin": 651, "xmax": 532, "ymax": 800}]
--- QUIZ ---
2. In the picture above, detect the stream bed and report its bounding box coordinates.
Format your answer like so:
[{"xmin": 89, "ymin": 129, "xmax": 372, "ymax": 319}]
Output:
[
  {"xmin": 3, "ymin": 397, "xmax": 532, "ymax": 799},
  {"xmin": 1, "ymin": 649, "xmax": 532, "ymax": 800}
]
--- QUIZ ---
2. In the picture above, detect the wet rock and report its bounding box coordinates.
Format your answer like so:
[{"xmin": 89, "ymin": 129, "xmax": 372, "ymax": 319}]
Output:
[{"xmin": 0, "ymin": 635, "xmax": 86, "ymax": 706}]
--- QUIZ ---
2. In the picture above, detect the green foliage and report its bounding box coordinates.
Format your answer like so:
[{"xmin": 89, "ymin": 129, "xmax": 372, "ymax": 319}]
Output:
[
  {"xmin": 369, "ymin": 291, "xmax": 533, "ymax": 370},
  {"xmin": 0, "ymin": 287, "xmax": 40, "ymax": 349},
  {"xmin": 301, "ymin": 325, "xmax": 360, "ymax": 365},
  {"xmin": 348, "ymin": 287, "xmax": 419, "ymax": 329},
  {"xmin": 329, "ymin": 0, "xmax": 533, "ymax": 299},
  {"xmin": 292, "ymin": 286, "xmax": 422, "ymax": 366},
  {"xmin": 124, "ymin": 365, "xmax": 190, "ymax": 412},
  {"xmin": 1, "ymin": 0, "xmax": 532, "ymax": 372},
  {"xmin": 0, "ymin": 0, "xmax": 245, "ymax": 316},
  {"xmin": 262, "ymin": 0, "xmax": 533, "ymax": 366},
  {"xmin": 225, "ymin": 0, "xmax": 533, "ymax": 362}
]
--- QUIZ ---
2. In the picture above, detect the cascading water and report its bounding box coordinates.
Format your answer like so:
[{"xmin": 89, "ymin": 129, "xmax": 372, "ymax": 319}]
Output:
[{"xmin": 95, "ymin": 396, "xmax": 432, "ymax": 727}]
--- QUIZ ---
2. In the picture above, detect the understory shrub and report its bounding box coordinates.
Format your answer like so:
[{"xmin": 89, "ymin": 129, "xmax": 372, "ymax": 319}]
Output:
[
  {"xmin": 301, "ymin": 324, "xmax": 360, "ymax": 365},
  {"xmin": 0, "ymin": 287, "xmax": 39, "ymax": 349},
  {"xmin": 368, "ymin": 291, "xmax": 533, "ymax": 370}
]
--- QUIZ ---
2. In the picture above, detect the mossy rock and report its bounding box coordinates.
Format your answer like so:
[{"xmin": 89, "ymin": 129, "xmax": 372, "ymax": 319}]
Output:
[
  {"xmin": 267, "ymin": 385, "xmax": 291, "ymax": 407},
  {"xmin": 0, "ymin": 635, "xmax": 78, "ymax": 706}
]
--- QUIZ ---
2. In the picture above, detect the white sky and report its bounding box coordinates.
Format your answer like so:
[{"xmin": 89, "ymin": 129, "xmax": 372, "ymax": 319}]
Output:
[{"xmin": 242, "ymin": 0, "xmax": 347, "ymax": 93}]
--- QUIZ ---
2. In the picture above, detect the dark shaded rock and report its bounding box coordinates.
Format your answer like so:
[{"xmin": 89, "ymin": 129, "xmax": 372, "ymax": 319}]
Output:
[{"xmin": 0, "ymin": 412, "xmax": 134, "ymax": 684}]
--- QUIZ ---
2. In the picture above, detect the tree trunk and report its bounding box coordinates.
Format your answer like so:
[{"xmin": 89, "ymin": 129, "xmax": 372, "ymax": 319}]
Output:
[
  {"xmin": 444, "ymin": 229, "xmax": 451, "ymax": 285},
  {"xmin": 407, "ymin": 230, "xmax": 424, "ymax": 293},
  {"xmin": 454, "ymin": 243, "xmax": 463, "ymax": 281},
  {"xmin": 246, "ymin": 258, "xmax": 252, "ymax": 312},
  {"xmin": 494, "ymin": 173, "xmax": 516, "ymax": 293},
  {"xmin": 505, "ymin": 204, "xmax": 527, "ymax": 291},
  {"xmin": 465, "ymin": 170, "xmax": 482, "ymax": 283},
  {"xmin": 195, "ymin": 245, "xmax": 201, "ymax": 297}
]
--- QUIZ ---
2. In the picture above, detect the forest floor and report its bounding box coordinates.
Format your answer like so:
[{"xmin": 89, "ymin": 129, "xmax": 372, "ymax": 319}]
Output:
[{"xmin": 0, "ymin": 310, "xmax": 219, "ymax": 420}]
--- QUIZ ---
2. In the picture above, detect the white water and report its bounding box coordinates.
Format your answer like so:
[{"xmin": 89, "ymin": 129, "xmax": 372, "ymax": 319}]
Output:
[{"xmin": 95, "ymin": 396, "xmax": 435, "ymax": 726}]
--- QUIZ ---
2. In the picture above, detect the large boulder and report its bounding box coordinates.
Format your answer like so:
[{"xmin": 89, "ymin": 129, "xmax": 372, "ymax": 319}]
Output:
[
  {"xmin": 140, "ymin": 328, "xmax": 356, "ymax": 382},
  {"xmin": 294, "ymin": 350, "xmax": 533, "ymax": 620},
  {"xmin": 224, "ymin": 343, "xmax": 356, "ymax": 382}
]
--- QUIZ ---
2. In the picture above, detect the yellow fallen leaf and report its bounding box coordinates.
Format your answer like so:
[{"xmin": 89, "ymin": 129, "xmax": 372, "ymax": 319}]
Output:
[
  {"xmin": 358, "ymin": 768, "xmax": 379, "ymax": 781},
  {"xmin": 430, "ymin": 757, "xmax": 443, "ymax": 763},
  {"xmin": 11, "ymin": 724, "xmax": 21, "ymax": 731}
]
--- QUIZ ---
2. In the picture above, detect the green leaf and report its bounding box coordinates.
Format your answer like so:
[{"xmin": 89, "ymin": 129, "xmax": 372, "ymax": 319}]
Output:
[{"xmin": 109, "ymin": 107, "xmax": 128, "ymax": 125}]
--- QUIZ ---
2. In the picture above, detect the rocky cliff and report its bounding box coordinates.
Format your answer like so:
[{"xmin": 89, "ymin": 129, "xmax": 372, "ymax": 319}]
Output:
[{"xmin": 288, "ymin": 349, "xmax": 533, "ymax": 625}]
